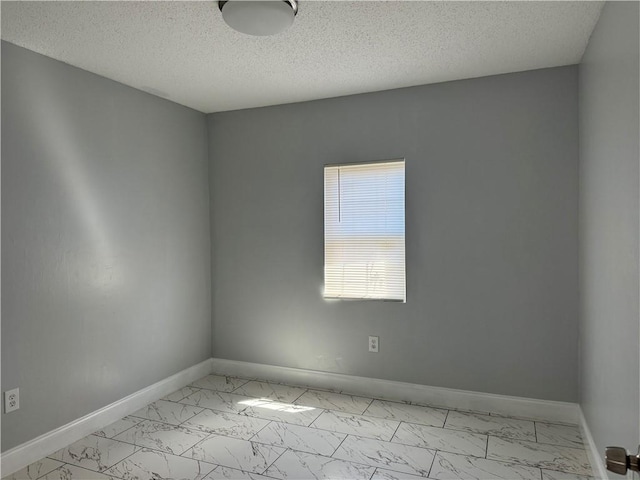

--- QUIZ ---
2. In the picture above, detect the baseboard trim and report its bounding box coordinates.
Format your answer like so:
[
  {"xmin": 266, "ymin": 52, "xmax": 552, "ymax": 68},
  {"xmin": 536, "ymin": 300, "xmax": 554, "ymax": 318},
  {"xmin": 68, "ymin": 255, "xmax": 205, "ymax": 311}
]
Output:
[
  {"xmin": 0, "ymin": 358, "xmax": 213, "ymax": 477},
  {"xmin": 579, "ymin": 407, "xmax": 609, "ymax": 480},
  {"xmin": 211, "ymin": 358, "xmax": 580, "ymax": 424},
  {"xmin": 1, "ymin": 358, "xmax": 583, "ymax": 477}
]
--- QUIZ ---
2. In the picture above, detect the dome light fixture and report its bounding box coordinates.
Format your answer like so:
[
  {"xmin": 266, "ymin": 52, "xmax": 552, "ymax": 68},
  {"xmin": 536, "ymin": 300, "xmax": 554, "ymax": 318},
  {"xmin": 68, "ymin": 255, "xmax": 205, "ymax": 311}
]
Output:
[{"xmin": 218, "ymin": 0, "xmax": 298, "ymax": 36}]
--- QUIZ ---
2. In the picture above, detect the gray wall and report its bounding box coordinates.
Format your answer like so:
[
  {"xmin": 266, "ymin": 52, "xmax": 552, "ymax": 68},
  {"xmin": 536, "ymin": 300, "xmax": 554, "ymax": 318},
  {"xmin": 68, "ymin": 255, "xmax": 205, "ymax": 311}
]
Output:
[
  {"xmin": 578, "ymin": 0, "xmax": 640, "ymax": 469},
  {"xmin": 209, "ymin": 66, "xmax": 580, "ymax": 402},
  {"xmin": 1, "ymin": 42, "xmax": 212, "ymax": 451}
]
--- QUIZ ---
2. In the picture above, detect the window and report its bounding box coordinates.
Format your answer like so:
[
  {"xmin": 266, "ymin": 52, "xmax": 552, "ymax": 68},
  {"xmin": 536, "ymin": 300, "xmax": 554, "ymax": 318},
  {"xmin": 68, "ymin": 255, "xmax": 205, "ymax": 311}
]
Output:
[{"xmin": 324, "ymin": 160, "xmax": 406, "ymax": 301}]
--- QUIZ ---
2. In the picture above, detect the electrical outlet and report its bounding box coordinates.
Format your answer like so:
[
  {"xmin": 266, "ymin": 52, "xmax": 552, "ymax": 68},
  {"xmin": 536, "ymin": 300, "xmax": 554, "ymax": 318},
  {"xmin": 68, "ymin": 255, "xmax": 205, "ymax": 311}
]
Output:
[
  {"xmin": 369, "ymin": 336, "xmax": 379, "ymax": 353},
  {"xmin": 5, "ymin": 388, "xmax": 19, "ymax": 413}
]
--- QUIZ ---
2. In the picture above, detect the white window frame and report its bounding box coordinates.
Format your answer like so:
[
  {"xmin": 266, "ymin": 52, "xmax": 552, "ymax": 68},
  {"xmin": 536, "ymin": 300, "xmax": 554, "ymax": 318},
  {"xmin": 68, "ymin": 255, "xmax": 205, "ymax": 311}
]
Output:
[{"xmin": 323, "ymin": 159, "xmax": 406, "ymax": 302}]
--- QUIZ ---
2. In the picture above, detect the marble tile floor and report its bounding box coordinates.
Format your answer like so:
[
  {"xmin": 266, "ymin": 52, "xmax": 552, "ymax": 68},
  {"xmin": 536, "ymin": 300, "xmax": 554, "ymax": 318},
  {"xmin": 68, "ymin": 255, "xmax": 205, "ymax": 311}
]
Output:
[{"xmin": 3, "ymin": 375, "xmax": 597, "ymax": 480}]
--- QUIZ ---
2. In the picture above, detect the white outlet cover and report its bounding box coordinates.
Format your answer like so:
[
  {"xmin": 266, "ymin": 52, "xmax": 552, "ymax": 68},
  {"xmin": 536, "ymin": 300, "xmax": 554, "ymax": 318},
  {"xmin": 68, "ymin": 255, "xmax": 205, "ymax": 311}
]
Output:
[
  {"xmin": 369, "ymin": 336, "xmax": 379, "ymax": 352},
  {"xmin": 5, "ymin": 388, "xmax": 20, "ymax": 413}
]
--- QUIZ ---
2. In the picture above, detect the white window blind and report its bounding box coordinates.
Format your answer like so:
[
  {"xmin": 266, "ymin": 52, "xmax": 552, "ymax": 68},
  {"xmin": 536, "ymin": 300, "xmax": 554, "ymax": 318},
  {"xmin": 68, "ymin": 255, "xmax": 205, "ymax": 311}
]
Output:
[{"xmin": 324, "ymin": 160, "xmax": 406, "ymax": 301}]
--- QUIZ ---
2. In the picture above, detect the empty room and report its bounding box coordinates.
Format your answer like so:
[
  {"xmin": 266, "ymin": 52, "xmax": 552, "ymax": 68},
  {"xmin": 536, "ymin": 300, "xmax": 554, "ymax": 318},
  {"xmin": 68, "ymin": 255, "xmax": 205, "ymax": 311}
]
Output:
[{"xmin": 1, "ymin": 1, "xmax": 639, "ymax": 479}]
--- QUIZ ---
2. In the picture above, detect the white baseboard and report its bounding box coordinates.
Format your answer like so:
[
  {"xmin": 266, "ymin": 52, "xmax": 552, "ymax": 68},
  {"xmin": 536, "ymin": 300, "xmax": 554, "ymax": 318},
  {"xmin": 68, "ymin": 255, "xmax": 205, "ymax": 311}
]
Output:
[
  {"xmin": 0, "ymin": 358, "xmax": 213, "ymax": 477},
  {"xmin": 579, "ymin": 407, "xmax": 609, "ymax": 480},
  {"xmin": 2, "ymin": 357, "xmax": 584, "ymax": 478},
  {"xmin": 211, "ymin": 358, "xmax": 580, "ymax": 424}
]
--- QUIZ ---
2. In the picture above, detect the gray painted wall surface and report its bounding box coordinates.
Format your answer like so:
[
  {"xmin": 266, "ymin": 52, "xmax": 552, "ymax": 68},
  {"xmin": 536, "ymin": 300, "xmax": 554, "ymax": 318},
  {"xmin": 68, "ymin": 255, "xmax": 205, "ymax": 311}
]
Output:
[
  {"xmin": 209, "ymin": 66, "xmax": 579, "ymax": 402},
  {"xmin": 1, "ymin": 42, "xmax": 212, "ymax": 451},
  {"xmin": 578, "ymin": 1, "xmax": 640, "ymax": 467}
]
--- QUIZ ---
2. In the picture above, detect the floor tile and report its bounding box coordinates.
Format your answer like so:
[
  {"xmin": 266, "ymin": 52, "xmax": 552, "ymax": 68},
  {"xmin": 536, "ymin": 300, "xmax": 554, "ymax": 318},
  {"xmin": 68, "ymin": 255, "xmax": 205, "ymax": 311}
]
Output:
[
  {"xmin": 235, "ymin": 398, "xmax": 324, "ymax": 426},
  {"xmin": 365, "ymin": 399, "xmax": 448, "ymax": 427},
  {"xmin": 541, "ymin": 469, "xmax": 595, "ymax": 480},
  {"xmin": 393, "ymin": 422, "xmax": 487, "ymax": 457},
  {"xmin": 311, "ymin": 410, "xmax": 400, "ymax": 441},
  {"xmin": 183, "ymin": 409, "xmax": 270, "ymax": 439},
  {"xmin": 294, "ymin": 390, "xmax": 372, "ymax": 414},
  {"xmin": 49, "ymin": 434, "xmax": 137, "ymax": 472},
  {"xmin": 93, "ymin": 416, "xmax": 143, "ymax": 439},
  {"xmin": 370, "ymin": 468, "xmax": 426, "ymax": 480},
  {"xmin": 41, "ymin": 465, "xmax": 120, "ymax": 480},
  {"xmin": 9, "ymin": 374, "xmax": 598, "ymax": 480},
  {"xmin": 185, "ymin": 435, "xmax": 285, "ymax": 474},
  {"xmin": 451, "ymin": 408, "xmax": 495, "ymax": 416},
  {"xmin": 204, "ymin": 466, "xmax": 278, "ymax": 479},
  {"xmin": 104, "ymin": 447, "xmax": 215, "ymax": 480},
  {"xmin": 487, "ymin": 436, "xmax": 592, "ymax": 476},
  {"xmin": 113, "ymin": 419, "xmax": 209, "ymax": 456},
  {"xmin": 429, "ymin": 451, "xmax": 541, "ymax": 480},
  {"xmin": 182, "ymin": 390, "xmax": 253, "ymax": 414},
  {"xmin": 333, "ymin": 435, "xmax": 435, "ymax": 477},
  {"xmin": 130, "ymin": 399, "xmax": 203, "ymax": 425},
  {"xmin": 191, "ymin": 375, "xmax": 249, "ymax": 393},
  {"xmin": 233, "ymin": 381, "xmax": 307, "ymax": 403},
  {"xmin": 1, "ymin": 458, "xmax": 64, "ymax": 480},
  {"xmin": 536, "ymin": 423, "xmax": 583, "ymax": 448},
  {"xmin": 163, "ymin": 386, "xmax": 202, "ymax": 402},
  {"xmin": 251, "ymin": 421, "xmax": 345, "ymax": 456},
  {"xmin": 264, "ymin": 450, "xmax": 375, "ymax": 480},
  {"xmin": 445, "ymin": 410, "xmax": 536, "ymax": 441}
]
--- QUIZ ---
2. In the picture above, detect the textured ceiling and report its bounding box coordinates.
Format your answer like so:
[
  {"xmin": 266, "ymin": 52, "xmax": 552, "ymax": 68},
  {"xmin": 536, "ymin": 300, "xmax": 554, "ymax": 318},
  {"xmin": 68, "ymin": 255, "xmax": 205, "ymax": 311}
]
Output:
[{"xmin": 2, "ymin": 1, "xmax": 604, "ymax": 113}]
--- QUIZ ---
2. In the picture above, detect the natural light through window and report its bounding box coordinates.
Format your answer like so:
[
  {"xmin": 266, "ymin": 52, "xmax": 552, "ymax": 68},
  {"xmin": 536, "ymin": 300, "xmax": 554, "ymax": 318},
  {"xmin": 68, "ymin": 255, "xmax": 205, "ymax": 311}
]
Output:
[
  {"xmin": 237, "ymin": 398, "xmax": 316, "ymax": 413},
  {"xmin": 324, "ymin": 160, "xmax": 406, "ymax": 301}
]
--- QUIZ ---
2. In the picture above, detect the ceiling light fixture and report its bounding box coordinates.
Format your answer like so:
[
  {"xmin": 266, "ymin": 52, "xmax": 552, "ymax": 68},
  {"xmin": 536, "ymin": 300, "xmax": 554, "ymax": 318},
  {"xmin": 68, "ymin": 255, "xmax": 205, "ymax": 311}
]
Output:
[{"xmin": 218, "ymin": 0, "xmax": 298, "ymax": 36}]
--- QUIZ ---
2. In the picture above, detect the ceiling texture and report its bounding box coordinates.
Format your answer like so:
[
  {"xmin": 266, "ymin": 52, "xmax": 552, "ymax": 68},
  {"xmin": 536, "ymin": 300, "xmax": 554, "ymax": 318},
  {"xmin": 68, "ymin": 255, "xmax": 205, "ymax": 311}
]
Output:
[{"xmin": 2, "ymin": 1, "xmax": 604, "ymax": 113}]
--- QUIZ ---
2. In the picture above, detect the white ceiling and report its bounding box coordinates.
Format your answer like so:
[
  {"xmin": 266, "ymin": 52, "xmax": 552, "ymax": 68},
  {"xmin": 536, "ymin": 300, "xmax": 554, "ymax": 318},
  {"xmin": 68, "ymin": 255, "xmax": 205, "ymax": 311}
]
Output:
[{"xmin": 2, "ymin": 1, "xmax": 604, "ymax": 113}]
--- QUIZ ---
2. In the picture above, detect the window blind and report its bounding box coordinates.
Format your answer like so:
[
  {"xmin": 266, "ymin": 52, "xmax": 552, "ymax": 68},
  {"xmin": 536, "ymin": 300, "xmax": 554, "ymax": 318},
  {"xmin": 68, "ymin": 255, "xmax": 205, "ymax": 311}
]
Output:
[{"xmin": 324, "ymin": 160, "xmax": 406, "ymax": 301}]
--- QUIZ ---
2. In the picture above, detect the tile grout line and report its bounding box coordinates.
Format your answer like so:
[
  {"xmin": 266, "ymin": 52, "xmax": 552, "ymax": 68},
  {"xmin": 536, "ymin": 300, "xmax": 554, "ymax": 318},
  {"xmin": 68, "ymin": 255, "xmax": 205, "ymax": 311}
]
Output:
[
  {"xmin": 173, "ymin": 426, "xmax": 219, "ymax": 458},
  {"xmin": 269, "ymin": 441, "xmax": 417, "ymax": 478},
  {"xmin": 176, "ymin": 406, "xmax": 206, "ymax": 429},
  {"xmin": 485, "ymin": 434, "xmax": 489, "ymax": 459},
  {"xmin": 290, "ymin": 388, "xmax": 309, "ymax": 405},
  {"xmin": 387, "ymin": 438, "xmax": 485, "ymax": 461},
  {"xmin": 427, "ymin": 448, "xmax": 439, "ymax": 479},
  {"xmin": 19, "ymin": 461, "xmax": 63, "ymax": 480},
  {"xmin": 247, "ymin": 420, "xmax": 274, "ymax": 442},
  {"xmin": 49, "ymin": 440, "xmax": 142, "ymax": 479},
  {"xmin": 483, "ymin": 434, "xmax": 593, "ymax": 477},
  {"xmin": 389, "ymin": 420, "xmax": 403, "ymax": 442},
  {"xmin": 61, "ymin": 462, "xmax": 125, "ymax": 480},
  {"xmin": 105, "ymin": 421, "xmax": 277, "ymax": 463},
  {"xmin": 102, "ymin": 416, "xmax": 145, "ymax": 439},
  {"xmin": 121, "ymin": 415, "xmax": 201, "ymax": 432},
  {"xmin": 97, "ymin": 445, "xmax": 141, "ymax": 479},
  {"xmin": 231, "ymin": 376, "xmax": 251, "ymax": 392},
  {"xmin": 442, "ymin": 409, "xmax": 451, "ymax": 428},
  {"xmin": 171, "ymin": 401, "xmax": 335, "ymax": 435},
  {"xmin": 329, "ymin": 433, "xmax": 350, "ymax": 458},
  {"xmin": 362, "ymin": 397, "xmax": 376, "ymax": 416},
  {"xmin": 260, "ymin": 445, "xmax": 288, "ymax": 476},
  {"xmin": 420, "ymin": 421, "xmax": 556, "ymax": 447},
  {"xmin": 307, "ymin": 409, "xmax": 325, "ymax": 429}
]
